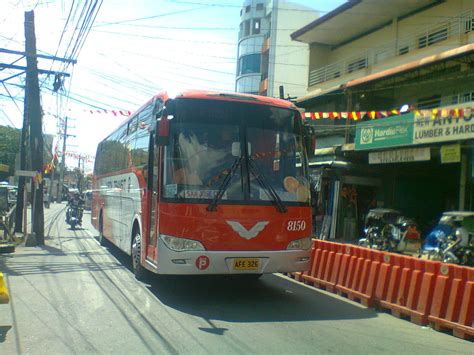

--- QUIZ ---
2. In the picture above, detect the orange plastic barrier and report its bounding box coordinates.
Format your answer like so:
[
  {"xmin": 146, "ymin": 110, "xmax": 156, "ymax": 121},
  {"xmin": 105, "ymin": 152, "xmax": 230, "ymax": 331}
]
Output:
[
  {"xmin": 287, "ymin": 239, "xmax": 474, "ymax": 340},
  {"xmin": 300, "ymin": 240, "xmax": 344, "ymax": 292},
  {"xmin": 336, "ymin": 246, "xmax": 382, "ymax": 307},
  {"xmin": 376, "ymin": 255, "xmax": 439, "ymax": 326},
  {"xmin": 428, "ymin": 264, "xmax": 474, "ymax": 340}
]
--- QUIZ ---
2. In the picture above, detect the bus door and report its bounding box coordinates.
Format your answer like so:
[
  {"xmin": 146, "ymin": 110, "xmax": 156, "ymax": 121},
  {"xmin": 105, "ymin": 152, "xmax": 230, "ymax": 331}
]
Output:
[{"xmin": 146, "ymin": 132, "xmax": 161, "ymax": 264}]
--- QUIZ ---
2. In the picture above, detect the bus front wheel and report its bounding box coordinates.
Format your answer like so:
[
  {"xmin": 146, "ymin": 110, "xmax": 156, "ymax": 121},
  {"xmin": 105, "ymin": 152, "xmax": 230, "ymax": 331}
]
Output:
[{"xmin": 131, "ymin": 231, "xmax": 147, "ymax": 280}]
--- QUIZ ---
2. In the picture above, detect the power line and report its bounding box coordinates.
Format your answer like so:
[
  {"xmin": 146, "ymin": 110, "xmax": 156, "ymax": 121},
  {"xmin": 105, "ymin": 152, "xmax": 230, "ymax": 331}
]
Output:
[
  {"xmin": 1, "ymin": 82, "xmax": 23, "ymax": 115},
  {"xmin": 92, "ymin": 5, "xmax": 210, "ymax": 28},
  {"xmin": 91, "ymin": 29, "xmax": 307, "ymax": 47}
]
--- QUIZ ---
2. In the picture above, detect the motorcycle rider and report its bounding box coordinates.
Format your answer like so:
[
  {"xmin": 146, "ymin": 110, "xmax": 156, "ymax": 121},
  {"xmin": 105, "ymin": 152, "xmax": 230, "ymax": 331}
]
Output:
[{"xmin": 67, "ymin": 192, "xmax": 84, "ymax": 225}]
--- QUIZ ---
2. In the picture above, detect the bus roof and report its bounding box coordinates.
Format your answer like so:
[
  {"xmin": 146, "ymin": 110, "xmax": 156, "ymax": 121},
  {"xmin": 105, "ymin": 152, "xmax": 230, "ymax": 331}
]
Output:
[
  {"xmin": 127, "ymin": 90, "xmax": 296, "ymax": 119},
  {"xmin": 168, "ymin": 90, "xmax": 297, "ymax": 109},
  {"xmin": 101, "ymin": 91, "xmax": 298, "ymax": 144}
]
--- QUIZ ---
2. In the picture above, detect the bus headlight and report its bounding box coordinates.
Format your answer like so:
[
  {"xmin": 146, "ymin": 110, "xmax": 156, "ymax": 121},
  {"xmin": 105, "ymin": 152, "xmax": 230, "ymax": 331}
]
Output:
[
  {"xmin": 160, "ymin": 234, "xmax": 205, "ymax": 252},
  {"xmin": 287, "ymin": 237, "xmax": 312, "ymax": 250}
]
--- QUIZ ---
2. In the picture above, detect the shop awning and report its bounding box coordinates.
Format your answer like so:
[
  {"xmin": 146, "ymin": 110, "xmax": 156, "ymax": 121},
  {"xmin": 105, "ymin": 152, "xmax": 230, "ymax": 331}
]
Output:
[
  {"xmin": 291, "ymin": 0, "xmax": 438, "ymax": 46},
  {"xmin": 346, "ymin": 44, "xmax": 474, "ymax": 89},
  {"xmin": 295, "ymin": 84, "xmax": 344, "ymax": 104}
]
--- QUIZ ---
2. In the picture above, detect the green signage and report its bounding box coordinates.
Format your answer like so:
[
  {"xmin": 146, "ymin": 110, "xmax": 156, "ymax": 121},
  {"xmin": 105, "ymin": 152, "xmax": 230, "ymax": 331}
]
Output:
[{"xmin": 355, "ymin": 113, "xmax": 414, "ymax": 150}]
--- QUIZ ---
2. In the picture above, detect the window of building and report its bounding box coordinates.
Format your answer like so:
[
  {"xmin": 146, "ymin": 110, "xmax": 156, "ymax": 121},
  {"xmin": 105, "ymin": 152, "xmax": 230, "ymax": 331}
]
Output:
[
  {"xmin": 399, "ymin": 46, "xmax": 409, "ymax": 55},
  {"xmin": 453, "ymin": 91, "xmax": 474, "ymax": 104},
  {"xmin": 256, "ymin": 3, "xmax": 264, "ymax": 11},
  {"xmin": 464, "ymin": 17, "xmax": 473, "ymax": 33},
  {"xmin": 240, "ymin": 9, "xmax": 242, "ymax": 16},
  {"xmin": 245, "ymin": 5, "xmax": 250, "ymax": 13},
  {"xmin": 347, "ymin": 57, "xmax": 367, "ymax": 73},
  {"xmin": 461, "ymin": 92, "xmax": 474, "ymax": 103},
  {"xmin": 253, "ymin": 19, "xmax": 261, "ymax": 35},
  {"xmin": 418, "ymin": 27, "xmax": 448, "ymax": 49},
  {"xmin": 244, "ymin": 20, "xmax": 251, "ymax": 37},
  {"xmin": 239, "ymin": 54, "xmax": 261, "ymax": 75}
]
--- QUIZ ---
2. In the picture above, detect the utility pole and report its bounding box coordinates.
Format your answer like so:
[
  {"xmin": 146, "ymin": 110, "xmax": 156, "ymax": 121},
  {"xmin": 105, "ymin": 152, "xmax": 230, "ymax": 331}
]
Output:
[
  {"xmin": 57, "ymin": 116, "xmax": 68, "ymax": 202},
  {"xmin": 10, "ymin": 14, "xmax": 75, "ymax": 234},
  {"xmin": 24, "ymin": 11, "xmax": 44, "ymax": 244}
]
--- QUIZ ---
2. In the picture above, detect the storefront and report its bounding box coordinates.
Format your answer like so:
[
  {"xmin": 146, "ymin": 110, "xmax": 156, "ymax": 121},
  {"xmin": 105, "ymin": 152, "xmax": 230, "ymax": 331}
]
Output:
[
  {"xmin": 309, "ymin": 104, "xmax": 474, "ymax": 241},
  {"xmin": 351, "ymin": 105, "xmax": 473, "ymax": 236}
]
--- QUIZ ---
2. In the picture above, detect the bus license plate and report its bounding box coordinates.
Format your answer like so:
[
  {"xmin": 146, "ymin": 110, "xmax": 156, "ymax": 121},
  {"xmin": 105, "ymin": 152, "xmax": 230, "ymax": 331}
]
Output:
[{"xmin": 233, "ymin": 258, "xmax": 259, "ymax": 270}]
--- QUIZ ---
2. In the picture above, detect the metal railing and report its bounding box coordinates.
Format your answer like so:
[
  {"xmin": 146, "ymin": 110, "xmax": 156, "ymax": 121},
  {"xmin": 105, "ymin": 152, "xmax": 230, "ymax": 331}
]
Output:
[
  {"xmin": 309, "ymin": 8, "xmax": 474, "ymax": 87},
  {"xmin": 1, "ymin": 204, "xmax": 15, "ymax": 242}
]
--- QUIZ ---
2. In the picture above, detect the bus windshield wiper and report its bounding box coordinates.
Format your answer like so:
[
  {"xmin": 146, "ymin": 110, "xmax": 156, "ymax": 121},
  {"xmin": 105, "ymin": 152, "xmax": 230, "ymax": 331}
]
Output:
[
  {"xmin": 248, "ymin": 157, "xmax": 287, "ymax": 213},
  {"xmin": 207, "ymin": 155, "xmax": 244, "ymax": 212}
]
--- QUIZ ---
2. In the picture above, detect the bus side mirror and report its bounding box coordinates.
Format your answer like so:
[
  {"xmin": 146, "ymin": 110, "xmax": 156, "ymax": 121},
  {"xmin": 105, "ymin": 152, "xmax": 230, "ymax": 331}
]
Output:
[
  {"xmin": 303, "ymin": 124, "xmax": 316, "ymax": 158},
  {"xmin": 156, "ymin": 99, "xmax": 176, "ymax": 146},
  {"xmin": 156, "ymin": 115, "xmax": 171, "ymax": 146}
]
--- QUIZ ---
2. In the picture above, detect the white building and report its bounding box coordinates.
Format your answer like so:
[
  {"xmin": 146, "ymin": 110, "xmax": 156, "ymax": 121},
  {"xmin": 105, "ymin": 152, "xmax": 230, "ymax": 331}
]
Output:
[{"xmin": 235, "ymin": 0, "xmax": 318, "ymax": 98}]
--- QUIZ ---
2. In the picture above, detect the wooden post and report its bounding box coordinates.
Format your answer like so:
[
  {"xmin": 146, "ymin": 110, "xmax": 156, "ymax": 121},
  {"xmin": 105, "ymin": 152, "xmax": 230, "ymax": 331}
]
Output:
[{"xmin": 24, "ymin": 11, "xmax": 44, "ymax": 244}]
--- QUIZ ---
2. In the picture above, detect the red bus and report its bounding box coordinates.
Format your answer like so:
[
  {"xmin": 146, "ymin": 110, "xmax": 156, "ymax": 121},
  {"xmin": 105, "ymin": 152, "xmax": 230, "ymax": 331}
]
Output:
[{"xmin": 92, "ymin": 91, "xmax": 315, "ymax": 279}]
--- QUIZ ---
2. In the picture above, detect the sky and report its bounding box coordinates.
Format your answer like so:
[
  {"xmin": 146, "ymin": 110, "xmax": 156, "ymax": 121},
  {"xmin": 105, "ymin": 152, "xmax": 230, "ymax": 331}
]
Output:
[{"xmin": 0, "ymin": 0, "xmax": 346, "ymax": 172}]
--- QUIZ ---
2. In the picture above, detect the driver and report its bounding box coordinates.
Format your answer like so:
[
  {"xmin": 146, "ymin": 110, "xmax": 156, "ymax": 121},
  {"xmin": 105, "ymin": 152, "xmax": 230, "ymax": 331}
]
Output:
[{"xmin": 67, "ymin": 192, "xmax": 85, "ymax": 224}]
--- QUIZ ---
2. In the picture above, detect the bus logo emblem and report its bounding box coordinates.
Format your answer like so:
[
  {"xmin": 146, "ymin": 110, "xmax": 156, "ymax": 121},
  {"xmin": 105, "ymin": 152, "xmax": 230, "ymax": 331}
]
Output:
[
  {"xmin": 226, "ymin": 221, "xmax": 269, "ymax": 240},
  {"xmin": 196, "ymin": 256, "xmax": 210, "ymax": 270}
]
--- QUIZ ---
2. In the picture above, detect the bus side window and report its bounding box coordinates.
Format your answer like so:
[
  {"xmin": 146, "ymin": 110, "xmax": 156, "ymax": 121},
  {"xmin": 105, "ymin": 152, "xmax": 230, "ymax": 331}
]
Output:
[
  {"xmin": 131, "ymin": 103, "xmax": 154, "ymax": 185},
  {"xmin": 125, "ymin": 117, "xmax": 138, "ymax": 168},
  {"xmin": 116, "ymin": 124, "xmax": 129, "ymax": 171}
]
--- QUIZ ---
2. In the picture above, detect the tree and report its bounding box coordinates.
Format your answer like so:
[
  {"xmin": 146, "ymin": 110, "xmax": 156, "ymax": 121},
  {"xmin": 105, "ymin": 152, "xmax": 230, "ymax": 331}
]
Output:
[{"xmin": 0, "ymin": 125, "xmax": 21, "ymax": 180}]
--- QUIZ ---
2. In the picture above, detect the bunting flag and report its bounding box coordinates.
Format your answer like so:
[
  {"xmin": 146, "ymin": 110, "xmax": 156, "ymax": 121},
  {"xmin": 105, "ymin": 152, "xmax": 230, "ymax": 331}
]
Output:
[
  {"xmin": 67, "ymin": 108, "xmax": 132, "ymax": 116},
  {"xmin": 301, "ymin": 107, "xmax": 472, "ymax": 121}
]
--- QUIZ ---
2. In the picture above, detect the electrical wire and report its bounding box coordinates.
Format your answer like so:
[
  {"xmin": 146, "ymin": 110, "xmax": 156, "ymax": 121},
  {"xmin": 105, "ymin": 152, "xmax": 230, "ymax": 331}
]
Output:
[{"xmin": 91, "ymin": 5, "xmax": 210, "ymax": 28}]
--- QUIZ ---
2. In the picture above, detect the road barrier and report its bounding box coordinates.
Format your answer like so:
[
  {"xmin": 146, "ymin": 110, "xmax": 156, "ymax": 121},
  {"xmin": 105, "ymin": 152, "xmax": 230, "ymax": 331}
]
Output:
[
  {"xmin": 0, "ymin": 272, "xmax": 9, "ymax": 304},
  {"xmin": 288, "ymin": 240, "xmax": 473, "ymax": 340},
  {"xmin": 428, "ymin": 264, "xmax": 474, "ymax": 340}
]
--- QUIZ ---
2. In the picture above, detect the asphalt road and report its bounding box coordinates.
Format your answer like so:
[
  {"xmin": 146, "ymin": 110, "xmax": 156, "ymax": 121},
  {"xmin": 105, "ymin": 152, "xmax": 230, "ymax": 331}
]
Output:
[{"xmin": 0, "ymin": 203, "xmax": 472, "ymax": 354}]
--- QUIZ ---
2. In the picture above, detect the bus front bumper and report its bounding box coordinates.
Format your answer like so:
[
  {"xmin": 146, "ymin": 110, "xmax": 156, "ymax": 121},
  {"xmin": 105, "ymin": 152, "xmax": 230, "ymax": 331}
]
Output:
[{"xmin": 153, "ymin": 239, "xmax": 311, "ymax": 275}]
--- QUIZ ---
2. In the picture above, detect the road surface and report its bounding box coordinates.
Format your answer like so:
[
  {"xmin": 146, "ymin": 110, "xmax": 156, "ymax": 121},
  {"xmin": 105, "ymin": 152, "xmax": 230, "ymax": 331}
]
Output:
[{"xmin": 0, "ymin": 203, "xmax": 472, "ymax": 354}]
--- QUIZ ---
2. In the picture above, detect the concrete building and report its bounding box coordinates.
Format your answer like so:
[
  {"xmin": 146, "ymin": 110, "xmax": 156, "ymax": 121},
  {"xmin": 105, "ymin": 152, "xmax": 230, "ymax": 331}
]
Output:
[
  {"xmin": 290, "ymin": 0, "xmax": 474, "ymax": 241},
  {"xmin": 235, "ymin": 0, "xmax": 318, "ymax": 98},
  {"xmin": 292, "ymin": 0, "xmax": 474, "ymax": 112}
]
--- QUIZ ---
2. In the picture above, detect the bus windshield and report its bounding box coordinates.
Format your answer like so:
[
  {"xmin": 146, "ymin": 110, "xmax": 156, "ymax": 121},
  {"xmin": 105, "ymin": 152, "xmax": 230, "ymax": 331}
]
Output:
[{"xmin": 163, "ymin": 98, "xmax": 310, "ymax": 204}]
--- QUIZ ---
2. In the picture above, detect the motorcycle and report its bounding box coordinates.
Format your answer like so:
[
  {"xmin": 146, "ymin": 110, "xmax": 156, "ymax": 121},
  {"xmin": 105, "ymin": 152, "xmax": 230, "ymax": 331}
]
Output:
[
  {"xmin": 359, "ymin": 209, "xmax": 420, "ymax": 252},
  {"xmin": 66, "ymin": 205, "xmax": 82, "ymax": 230},
  {"xmin": 422, "ymin": 212, "xmax": 474, "ymax": 266},
  {"xmin": 359, "ymin": 222, "xmax": 398, "ymax": 251}
]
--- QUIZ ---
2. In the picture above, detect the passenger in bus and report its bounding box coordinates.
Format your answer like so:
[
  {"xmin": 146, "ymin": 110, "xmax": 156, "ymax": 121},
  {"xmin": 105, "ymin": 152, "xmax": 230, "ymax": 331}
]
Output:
[{"xmin": 172, "ymin": 131, "xmax": 204, "ymax": 185}]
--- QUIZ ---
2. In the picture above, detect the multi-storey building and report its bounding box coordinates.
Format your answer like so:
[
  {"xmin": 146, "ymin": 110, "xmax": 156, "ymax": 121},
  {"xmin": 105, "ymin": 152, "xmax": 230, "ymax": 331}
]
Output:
[
  {"xmin": 292, "ymin": 0, "xmax": 474, "ymax": 112},
  {"xmin": 235, "ymin": 0, "xmax": 317, "ymax": 97},
  {"xmin": 290, "ymin": 0, "xmax": 474, "ymax": 241}
]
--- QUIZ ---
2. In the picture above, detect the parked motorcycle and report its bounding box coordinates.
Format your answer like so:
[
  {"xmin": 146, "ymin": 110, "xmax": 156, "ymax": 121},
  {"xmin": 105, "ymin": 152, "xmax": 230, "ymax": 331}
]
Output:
[
  {"xmin": 359, "ymin": 208, "xmax": 420, "ymax": 252},
  {"xmin": 422, "ymin": 211, "xmax": 474, "ymax": 266},
  {"xmin": 66, "ymin": 205, "xmax": 82, "ymax": 230}
]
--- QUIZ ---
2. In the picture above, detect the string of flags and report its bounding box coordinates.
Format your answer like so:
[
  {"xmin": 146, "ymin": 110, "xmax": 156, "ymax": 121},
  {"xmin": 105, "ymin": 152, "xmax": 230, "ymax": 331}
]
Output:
[
  {"xmin": 67, "ymin": 108, "xmax": 132, "ymax": 116},
  {"xmin": 302, "ymin": 107, "xmax": 472, "ymax": 121}
]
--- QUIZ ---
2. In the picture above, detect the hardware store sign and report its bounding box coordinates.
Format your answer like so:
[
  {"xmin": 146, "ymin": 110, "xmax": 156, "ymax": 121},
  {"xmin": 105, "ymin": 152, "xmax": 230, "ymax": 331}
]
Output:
[
  {"xmin": 413, "ymin": 108, "xmax": 473, "ymax": 144},
  {"xmin": 356, "ymin": 107, "xmax": 474, "ymax": 150},
  {"xmin": 369, "ymin": 147, "xmax": 430, "ymax": 164},
  {"xmin": 355, "ymin": 114, "xmax": 413, "ymax": 150}
]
